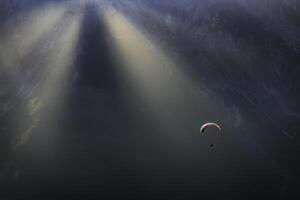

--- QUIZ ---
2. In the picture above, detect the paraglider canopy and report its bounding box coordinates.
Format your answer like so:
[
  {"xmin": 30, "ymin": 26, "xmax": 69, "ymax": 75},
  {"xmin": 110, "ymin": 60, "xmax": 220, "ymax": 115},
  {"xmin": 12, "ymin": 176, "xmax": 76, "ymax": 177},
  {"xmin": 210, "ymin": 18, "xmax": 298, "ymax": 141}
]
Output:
[{"xmin": 200, "ymin": 122, "xmax": 221, "ymax": 134}]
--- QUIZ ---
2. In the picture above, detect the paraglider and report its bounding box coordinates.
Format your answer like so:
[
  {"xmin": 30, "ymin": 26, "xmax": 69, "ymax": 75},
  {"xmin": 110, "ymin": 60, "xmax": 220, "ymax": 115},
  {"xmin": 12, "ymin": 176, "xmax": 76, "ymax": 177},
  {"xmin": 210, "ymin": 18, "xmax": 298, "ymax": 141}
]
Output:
[
  {"xmin": 200, "ymin": 122, "xmax": 222, "ymax": 148},
  {"xmin": 200, "ymin": 122, "xmax": 221, "ymax": 134}
]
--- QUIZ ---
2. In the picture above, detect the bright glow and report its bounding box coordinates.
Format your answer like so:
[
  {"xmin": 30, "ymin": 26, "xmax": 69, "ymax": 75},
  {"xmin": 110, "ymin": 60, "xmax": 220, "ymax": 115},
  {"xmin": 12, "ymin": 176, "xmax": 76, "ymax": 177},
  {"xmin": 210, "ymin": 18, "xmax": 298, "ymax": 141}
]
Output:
[{"xmin": 0, "ymin": 3, "xmax": 66, "ymax": 65}]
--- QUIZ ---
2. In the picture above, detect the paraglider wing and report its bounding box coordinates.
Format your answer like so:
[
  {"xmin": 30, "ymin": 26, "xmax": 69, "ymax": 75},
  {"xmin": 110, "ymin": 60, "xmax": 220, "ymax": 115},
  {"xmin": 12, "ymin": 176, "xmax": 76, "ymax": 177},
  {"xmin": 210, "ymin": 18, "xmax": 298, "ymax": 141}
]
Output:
[{"xmin": 200, "ymin": 122, "xmax": 221, "ymax": 134}]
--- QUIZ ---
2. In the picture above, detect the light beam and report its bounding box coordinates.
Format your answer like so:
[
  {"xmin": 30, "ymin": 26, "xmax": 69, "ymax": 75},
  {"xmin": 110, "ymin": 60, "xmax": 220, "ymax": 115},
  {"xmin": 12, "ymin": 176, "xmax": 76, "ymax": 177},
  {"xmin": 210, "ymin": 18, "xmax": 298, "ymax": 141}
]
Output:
[
  {"xmin": 102, "ymin": 7, "xmax": 223, "ymax": 139},
  {"xmin": 13, "ymin": 12, "xmax": 83, "ymax": 150}
]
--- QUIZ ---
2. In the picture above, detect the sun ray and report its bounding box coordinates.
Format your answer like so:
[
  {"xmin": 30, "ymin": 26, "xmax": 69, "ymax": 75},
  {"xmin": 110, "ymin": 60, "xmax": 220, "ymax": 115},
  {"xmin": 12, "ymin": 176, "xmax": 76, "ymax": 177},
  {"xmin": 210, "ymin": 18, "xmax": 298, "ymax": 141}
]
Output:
[
  {"xmin": 101, "ymin": 6, "xmax": 224, "ymax": 139},
  {"xmin": 13, "ymin": 12, "xmax": 83, "ymax": 150}
]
